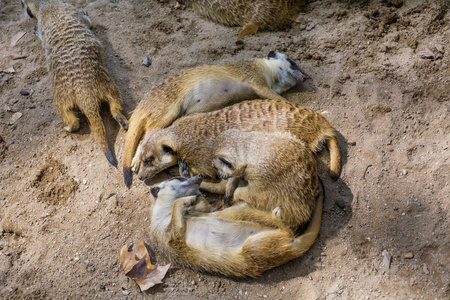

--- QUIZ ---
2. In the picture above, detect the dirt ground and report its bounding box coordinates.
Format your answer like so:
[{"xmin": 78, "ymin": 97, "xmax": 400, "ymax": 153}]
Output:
[{"xmin": 0, "ymin": 0, "xmax": 449, "ymax": 299}]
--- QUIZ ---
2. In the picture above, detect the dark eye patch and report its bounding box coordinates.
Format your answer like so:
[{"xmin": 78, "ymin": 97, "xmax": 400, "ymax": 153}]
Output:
[
  {"xmin": 144, "ymin": 156, "xmax": 154, "ymax": 166},
  {"xmin": 151, "ymin": 186, "xmax": 160, "ymax": 198},
  {"xmin": 219, "ymin": 157, "xmax": 233, "ymax": 169}
]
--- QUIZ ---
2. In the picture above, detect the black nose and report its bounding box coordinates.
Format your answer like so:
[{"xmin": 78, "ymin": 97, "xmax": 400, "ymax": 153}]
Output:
[
  {"xmin": 268, "ymin": 51, "xmax": 276, "ymax": 58},
  {"xmin": 138, "ymin": 175, "xmax": 144, "ymax": 181}
]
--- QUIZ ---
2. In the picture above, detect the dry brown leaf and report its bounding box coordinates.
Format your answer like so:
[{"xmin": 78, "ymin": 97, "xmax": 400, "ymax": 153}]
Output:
[
  {"xmin": 10, "ymin": 32, "xmax": 26, "ymax": 47},
  {"xmin": 9, "ymin": 112, "xmax": 23, "ymax": 125},
  {"xmin": 120, "ymin": 239, "xmax": 170, "ymax": 291}
]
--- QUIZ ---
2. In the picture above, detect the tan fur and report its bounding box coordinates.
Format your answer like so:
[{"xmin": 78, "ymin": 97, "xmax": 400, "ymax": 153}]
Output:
[
  {"xmin": 209, "ymin": 130, "xmax": 318, "ymax": 228},
  {"xmin": 22, "ymin": 0, "xmax": 128, "ymax": 167},
  {"xmin": 123, "ymin": 51, "xmax": 305, "ymax": 187},
  {"xmin": 133, "ymin": 99, "xmax": 341, "ymax": 184},
  {"xmin": 149, "ymin": 175, "xmax": 323, "ymax": 278},
  {"xmin": 184, "ymin": 0, "xmax": 306, "ymax": 38}
]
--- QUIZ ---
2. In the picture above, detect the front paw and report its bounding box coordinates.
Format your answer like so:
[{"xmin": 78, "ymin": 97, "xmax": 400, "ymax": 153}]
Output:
[
  {"xmin": 178, "ymin": 159, "xmax": 190, "ymax": 178},
  {"xmin": 131, "ymin": 156, "xmax": 141, "ymax": 174},
  {"xmin": 184, "ymin": 194, "xmax": 202, "ymax": 207}
]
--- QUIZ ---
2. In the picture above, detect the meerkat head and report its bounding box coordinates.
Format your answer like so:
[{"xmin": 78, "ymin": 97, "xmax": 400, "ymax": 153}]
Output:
[
  {"xmin": 265, "ymin": 51, "xmax": 306, "ymax": 94},
  {"xmin": 132, "ymin": 129, "xmax": 180, "ymax": 182},
  {"xmin": 21, "ymin": 0, "xmax": 40, "ymax": 19},
  {"xmin": 213, "ymin": 130, "xmax": 248, "ymax": 179},
  {"xmin": 150, "ymin": 175, "xmax": 202, "ymax": 203}
]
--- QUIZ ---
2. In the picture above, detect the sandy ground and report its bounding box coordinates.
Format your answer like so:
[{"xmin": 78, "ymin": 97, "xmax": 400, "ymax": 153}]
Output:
[{"xmin": 0, "ymin": 0, "xmax": 449, "ymax": 299}]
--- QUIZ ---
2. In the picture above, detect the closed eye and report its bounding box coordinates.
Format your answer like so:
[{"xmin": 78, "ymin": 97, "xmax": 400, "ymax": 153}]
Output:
[
  {"xmin": 144, "ymin": 156, "xmax": 154, "ymax": 166},
  {"xmin": 219, "ymin": 157, "xmax": 233, "ymax": 169}
]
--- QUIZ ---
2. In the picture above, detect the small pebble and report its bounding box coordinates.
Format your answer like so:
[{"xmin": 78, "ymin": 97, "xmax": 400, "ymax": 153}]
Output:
[
  {"xmin": 142, "ymin": 56, "xmax": 152, "ymax": 67},
  {"xmin": 2, "ymin": 75, "xmax": 10, "ymax": 82},
  {"xmin": 20, "ymin": 90, "xmax": 29, "ymax": 96},
  {"xmin": 382, "ymin": 250, "xmax": 392, "ymax": 269},
  {"xmin": 99, "ymin": 285, "xmax": 105, "ymax": 290},
  {"xmin": 404, "ymin": 252, "xmax": 414, "ymax": 259}
]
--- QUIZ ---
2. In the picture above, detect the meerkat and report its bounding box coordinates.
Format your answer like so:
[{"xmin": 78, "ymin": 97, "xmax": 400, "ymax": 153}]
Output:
[
  {"xmin": 123, "ymin": 51, "xmax": 305, "ymax": 187},
  {"xmin": 207, "ymin": 130, "xmax": 318, "ymax": 229},
  {"xmin": 132, "ymin": 99, "xmax": 341, "ymax": 186},
  {"xmin": 149, "ymin": 175, "xmax": 324, "ymax": 278},
  {"xmin": 180, "ymin": 0, "xmax": 306, "ymax": 38},
  {"xmin": 22, "ymin": 0, "xmax": 128, "ymax": 167}
]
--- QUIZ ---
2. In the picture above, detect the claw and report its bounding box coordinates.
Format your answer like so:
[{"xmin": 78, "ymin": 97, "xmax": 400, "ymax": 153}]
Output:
[{"xmin": 179, "ymin": 159, "xmax": 190, "ymax": 178}]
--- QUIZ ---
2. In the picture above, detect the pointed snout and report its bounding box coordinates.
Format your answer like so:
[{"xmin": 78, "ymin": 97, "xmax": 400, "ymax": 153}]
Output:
[{"xmin": 186, "ymin": 175, "xmax": 202, "ymax": 186}]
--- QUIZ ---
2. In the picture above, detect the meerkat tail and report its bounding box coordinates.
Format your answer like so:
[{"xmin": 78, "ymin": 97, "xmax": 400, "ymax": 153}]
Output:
[
  {"xmin": 291, "ymin": 177, "xmax": 324, "ymax": 256},
  {"xmin": 325, "ymin": 133, "xmax": 341, "ymax": 179},
  {"xmin": 85, "ymin": 110, "xmax": 118, "ymax": 167},
  {"xmin": 123, "ymin": 114, "xmax": 146, "ymax": 187}
]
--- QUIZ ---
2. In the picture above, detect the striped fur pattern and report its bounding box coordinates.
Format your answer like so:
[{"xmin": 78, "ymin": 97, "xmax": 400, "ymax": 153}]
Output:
[{"xmin": 22, "ymin": 0, "xmax": 128, "ymax": 166}]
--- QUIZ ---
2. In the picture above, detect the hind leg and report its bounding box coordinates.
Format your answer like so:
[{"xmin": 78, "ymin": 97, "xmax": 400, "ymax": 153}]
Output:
[
  {"xmin": 106, "ymin": 94, "xmax": 129, "ymax": 130},
  {"xmin": 56, "ymin": 100, "xmax": 79, "ymax": 132}
]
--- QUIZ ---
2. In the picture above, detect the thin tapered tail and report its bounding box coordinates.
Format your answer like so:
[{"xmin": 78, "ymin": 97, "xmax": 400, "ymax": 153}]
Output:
[
  {"xmin": 85, "ymin": 110, "xmax": 118, "ymax": 167},
  {"xmin": 291, "ymin": 177, "xmax": 324, "ymax": 256},
  {"xmin": 326, "ymin": 133, "xmax": 341, "ymax": 179}
]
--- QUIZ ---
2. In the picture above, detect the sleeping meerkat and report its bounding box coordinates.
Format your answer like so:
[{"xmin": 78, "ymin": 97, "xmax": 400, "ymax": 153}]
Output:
[
  {"xmin": 210, "ymin": 130, "xmax": 318, "ymax": 229},
  {"xmin": 22, "ymin": 0, "xmax": 128, "ymax": 167},
  {"xmin": 132, "ymin": 99, "xmax": 341, "ymax": 185},
  {"xmin": 180, "ymin": 0, "xmax": 305, "ymax": 38},
  {"xmin": 123, "ymin": 51, "xmax": 305, "ymax": 187},
  {"xmin": 149, "ymin": 175, "xmax": 324, "ymax": 278}
]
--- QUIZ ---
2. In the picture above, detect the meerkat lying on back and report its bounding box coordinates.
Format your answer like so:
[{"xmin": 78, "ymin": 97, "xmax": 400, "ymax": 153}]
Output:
[
  {"xmin": 132, "ymin": 99, "xmax": 341, "ymax": 185},
  {"xmin": 123, "ymin": 51, "xmax": 305, "ymax": 187},
  {"xmin": 207, "ymin": 130, "xmax": 318, "ymax": 229},
  {"xmin": 22, "ymin": 0, "xmax": 128, "ymax": 167},
  {"xmin": 181, "ymin": 0, "xmax": 305, "ymax": 38},
  {"xmin": 149, "ymin": 175, "xmax": 324, "ymax": 278}
]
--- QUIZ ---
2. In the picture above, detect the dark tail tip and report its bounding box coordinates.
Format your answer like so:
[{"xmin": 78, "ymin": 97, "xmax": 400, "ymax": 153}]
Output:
[
  {"xmin": 104, "ymin": 147, "xmax": 118, "ymax": 168},
  {"xmin": 123, "ymin": 167, "xmax": 133, "ymax": 188}
]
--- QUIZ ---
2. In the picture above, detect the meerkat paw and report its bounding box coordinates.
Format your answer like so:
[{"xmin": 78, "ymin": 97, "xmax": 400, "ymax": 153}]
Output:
[
  {"xmin": 63, "ymin": 120, "xmax": 80, "ymax": 133},
  {"xmin": 178, "ymin": 159, "xmax": 190, "ymax": 178},
  {"xmin": 272, "ymin": 206, "xmax": 283, "ymax": 220},
  {"xmin": 183, "ymin": 194, "xmax": 202, "ymax": 208},
  {"xmin": 238, "ymin": 23, "xmax": 259, "ymax": 39},
  {"xmin": 115, "ymin": 113, "xmax": 129, "ymax": 131},
  {"xmin": 131, "ymin": 155, "xmax": 141, "ymax": 174}
]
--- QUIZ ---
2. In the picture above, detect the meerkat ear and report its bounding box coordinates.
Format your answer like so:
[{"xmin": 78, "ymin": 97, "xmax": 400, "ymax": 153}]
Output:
[
  {"xmin": 162, "ymin": 144, "xmax": 175, "ymax": 155},
  {"xmin": 151, "ymin": 186, "xmax": 160, "ymax": 198}
]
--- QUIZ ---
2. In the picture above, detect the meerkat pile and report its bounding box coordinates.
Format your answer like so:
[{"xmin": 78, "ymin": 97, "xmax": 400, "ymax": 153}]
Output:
[{"xmin": 21, "ymin": 0, "xmax": 343, "ymax": 278}]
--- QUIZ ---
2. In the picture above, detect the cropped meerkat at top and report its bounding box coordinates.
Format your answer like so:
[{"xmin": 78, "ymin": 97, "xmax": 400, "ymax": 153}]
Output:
[
  {"xmin": 22, "ymin": 0, "xmax": 128, "ymax": 167},
  {"xmin": 181, "ymin": 0, "xmax": 306, "ymax": 38},
  {"xmin": 123, "ymin": 51, "xmax": 305, "ymax": 187}
]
